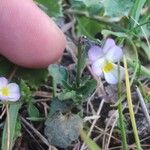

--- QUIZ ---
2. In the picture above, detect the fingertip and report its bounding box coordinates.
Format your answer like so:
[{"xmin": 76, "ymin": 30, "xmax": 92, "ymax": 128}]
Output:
[{"xmin": 0, "ymin": 0, "xmax": 66, "ymax": 68}]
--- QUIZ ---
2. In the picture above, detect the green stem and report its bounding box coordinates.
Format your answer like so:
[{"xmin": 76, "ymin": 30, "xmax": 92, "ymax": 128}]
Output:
[
  {"xmin": 76, "ymin": 45, "xmax": 83, "ymax": 87},
  {"xmin": 118, "ymin": 103, "xmax": 128, "ymax": 150},
  {"xmin": 6, "ymin": 104, "xmax": 10, "ymax": 150},
  {"xmin": 126, "ymin": 38, "xmax": 139, "ymax": 85},
  {"xmin": 123, "ymin": 56, "xmax": 142, "ymax": 150},
  {"xmin": 117, "ymin": 63, "xmax": 128, "ymax": 150}
]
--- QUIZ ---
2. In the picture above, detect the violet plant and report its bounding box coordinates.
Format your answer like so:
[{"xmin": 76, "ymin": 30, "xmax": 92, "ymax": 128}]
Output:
[{"xmin": 45, "ymin": 37, "xmax": 126, "ymax": 149}]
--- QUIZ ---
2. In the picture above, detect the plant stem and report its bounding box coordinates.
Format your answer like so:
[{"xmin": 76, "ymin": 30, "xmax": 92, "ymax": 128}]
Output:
[
  {"xmin": 6, "ymin": 104, "xmax": 10, "ymax": 150},
  {"xmin": 76, "ymin": 45, "xmax": 83, "ymax": 87},
  {"xmin": 118, "ymin": 103, "xmax": 128, "ymax": 150},
  {"xmin": 123, "ymin": 56, "xmax": 142, "ymax": 150},
  {"xmin": 117, "ymin": 63, "xmax": 128, "ymax": 150},
  {"xmin": 126, "ymin": 38, "xmax": 139, "ymax": 85}
]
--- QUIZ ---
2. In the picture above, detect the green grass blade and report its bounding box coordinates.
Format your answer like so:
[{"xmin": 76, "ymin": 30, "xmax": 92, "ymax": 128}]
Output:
[
  {"xmin": 80, "ymin": 130, "xmax": 101, "ymax": 150},
  {"xmin": 130, "ymin": 0, "xmax": 146, "ymax": 27},
  {"xmin": 1, "ymin": 102, "xmax": 21, "ymax": 150},
  {"xmin": 127, "ymin": 59, "xmax": 150, "ymax": 78}
]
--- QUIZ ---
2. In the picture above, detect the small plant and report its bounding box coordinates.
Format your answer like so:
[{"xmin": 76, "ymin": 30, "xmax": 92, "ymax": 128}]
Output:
[{"xmin": 44, "ymin": 37, "xmax": 127, "ymax": 149}]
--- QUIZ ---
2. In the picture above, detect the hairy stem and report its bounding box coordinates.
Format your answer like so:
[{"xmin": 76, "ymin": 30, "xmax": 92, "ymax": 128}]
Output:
[{"xmin": 117, "ymin": 63, "xmax": 128, "ymax": 150}]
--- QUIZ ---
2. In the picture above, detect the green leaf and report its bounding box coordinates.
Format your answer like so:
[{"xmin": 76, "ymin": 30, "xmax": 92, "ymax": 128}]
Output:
[
  {"xmin": 2, "ymin": 102, "xmax": 22, "ymax": 150},
  {"xmin": 45, "ymin": 113, "xmax": 83, "ymax": 148},
  {"xmin": 76, "ymin": 38, "xmax": 88, "ymax": 87},
  {"xmin": 101, "ymin": 29, "xmax": 127, "ymax": 38},
  {"xmin": 127, "ymin": 59, "xmax": 150, "ymax": 78},
  {"xmin": 130, "ymin": 0, "xmax": 146, "ymax": 27},
  {"xmin": 35, "ymin": 0, "xmax": 63, "ymax": 18},
  {"xmin": 28, "ymin": 103, "xmax": 40, "ymax": 118},
  {"xmin": 136, "ymin": 41, "xmax": 150, "ymax": 61},
  {"xmin": 146, "ymin": 0, "xmax": 150, "ymax": 6},
  {"xmin": 17, "ymin": 68, "xmax": 48, "ymax": 89},
  {"xmin": 20, "ymin": 80, "xmax": 32, "ymax": 102},
  {"xmin": 0, "ymin": 58, "xmax": 48, "ymax": 89},
  {"xmin": 14, "ymin": 118, "xmax": 21, "ymax": 141},
  {"xmin": 69, "ymin": 0, "xmax": 85, "ymax": 9},
  {"xmin": 58, "ymin": 90, "xmax": 77, "ymax": 100},
  {"xmin": 0, "ymin": 58, "xmax": 13, "ymax": 77},
  {"xmin": 58, "ymin": 80, "xmax": 96, "ymax": 104},
  {"xmin": 80, "ymin": 130, "xmax": 101, "ymax": 150},
  {"xmin": 48, "ymin": 64, "xmax": 68, "ymax": 86},
  {"xmin": 80, "ymin": 0, "xmax": 102, "ymax": 10},
  {"xmin": 69, "ymin": 0, "xmax": 103, "ymax": 15},
  {"xmin": 58, "ymin": 89, "xmax": 83, "ymax": 105},
  {"xmin": 70, "ymin": 0, "xmax": 99, "ymax": 7},
  {"xmin": 50, "ymin": 98, "xmax": 72, "ymax": 115},
  {"xmin": 104, "ymin": 0, "xmax": 134, "ymax": 17},
  {"xmin": 62, "ymin": 80, "xmax": 74, "ymax": 91},
  {"xmin": 79, "ymin": 79, "xmax": 97, "ymax": 100},
  {"xmin": 135, "ymin": 14, "xmax": 150, "ymax": 38},
  {"xmin": 77, "ymin": 16, "xmax": 104, "ymax": 39}
]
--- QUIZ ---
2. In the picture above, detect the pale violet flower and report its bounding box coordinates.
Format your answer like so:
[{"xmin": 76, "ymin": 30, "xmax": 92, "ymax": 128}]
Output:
[
  {"xmin": 88, "ymin": 38, "xmax": 124, "ymax": 84},
  {"xmin": 0, "ymin": 77, "xmax": 21, "ymax": 101}
]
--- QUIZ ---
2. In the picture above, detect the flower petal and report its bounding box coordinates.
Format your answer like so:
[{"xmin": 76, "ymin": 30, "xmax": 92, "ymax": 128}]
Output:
[
  {"xmin": 88, "ymin": 45, "xmax": 103, "ymax": 62},
  {"xmin": 0, "ymin": 95, "xmax": 8, "ymax": 101},
  {"xmin": 0, "ymin": 77, "xmax": 8, "ymax": 88},
  {"xmin": 103, "ymin": 64, "xmax": 124, "ymax": 84},
  {"xmin": 105, "ymin": 46, "xmax": 123, "ymax": 62},
  {"xmin": 91, "ymin": 58, "xmax": 105, "ymax": 76},
  {"xmin": 103, "ymin": 38, "xmax": 116, "ymax": 53},
  {"xmin": 7, "ymin": 83, "xmax": 20, "ymax": 92},
  {"xmin": 7, "ymin": 93, "xmax": 21, "ymax": 101},
  {"xmin": 7, "ymin": 83, "xmax": 21, "ymax": 101}
]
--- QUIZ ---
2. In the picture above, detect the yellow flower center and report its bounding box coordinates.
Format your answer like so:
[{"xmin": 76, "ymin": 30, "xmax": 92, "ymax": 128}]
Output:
[
  {"xmin": 1, "ymin": 87, "xmax": 9, "ymax": 96},
  {"xmin": 103, "ymin": 62, "xmax": 114, "ymax": 73}
]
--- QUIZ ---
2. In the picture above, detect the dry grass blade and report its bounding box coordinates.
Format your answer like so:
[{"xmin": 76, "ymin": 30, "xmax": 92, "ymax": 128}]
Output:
[
  {"xmin": 102, "ymin": 110, "xmax": 118, "ymax": 148},
  {"xmin": 21, "ymin": 117, "xmax": 56, "ymax": 148},
  {"xmin": 22, "ymin": 123, "xmax": 45, "ymax": 150},
  {"xmin": 80, "ymin": 99, "xmax": 105, "ymax": 150},
  {"xmin": 105, "ymin": 116, "xmax": 118, "ymax": 150},
  {"xmin": 136, "ymin": 86, "xmax": 150, "ymax": 128},
  {"xmin": 123, "ymin": 56, "xmax": 141, "ymax": 150}
]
